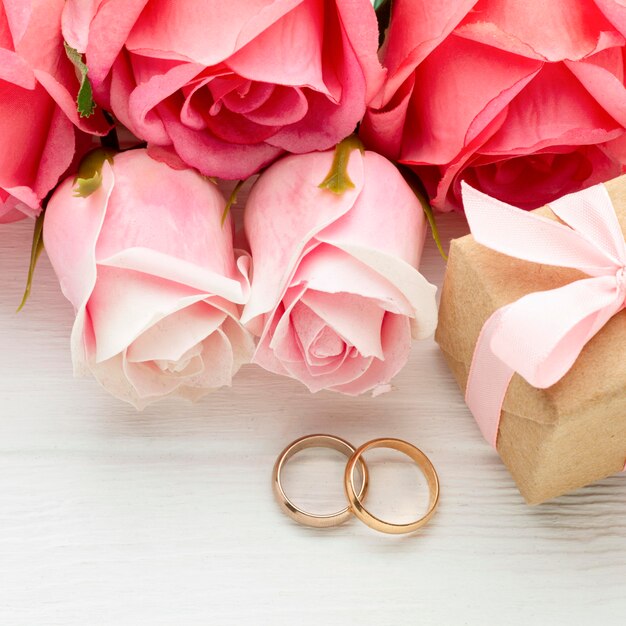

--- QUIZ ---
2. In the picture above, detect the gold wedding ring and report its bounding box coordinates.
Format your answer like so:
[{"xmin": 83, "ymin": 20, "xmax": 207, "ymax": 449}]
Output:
[
  {"xmin": 344, "ymin": 438, "xmax": 440, "ymax": 535},
  {"xmin": 273, "ymin": 434, "xmax": 369, "ymax": 528}
]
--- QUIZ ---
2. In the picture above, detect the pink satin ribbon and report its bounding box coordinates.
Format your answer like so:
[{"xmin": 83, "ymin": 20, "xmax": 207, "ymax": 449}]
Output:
[{"xmin": 461, "ymin": 182, "xmax": 626, "ymax": 447}]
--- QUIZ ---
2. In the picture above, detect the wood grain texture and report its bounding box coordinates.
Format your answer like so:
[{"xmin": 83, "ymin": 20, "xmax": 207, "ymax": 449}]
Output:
[{"xmin": 0, "ymin": 209, "xmax": 624, "ymax": 626}]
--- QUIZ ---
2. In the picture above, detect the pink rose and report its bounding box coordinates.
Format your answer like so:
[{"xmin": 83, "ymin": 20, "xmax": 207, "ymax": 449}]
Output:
[
  {"xmin": 241, "ymin": 147, "xmax": 437, "ymax": 395},
  {"xmin": 0, "ymin": 0, "xmax": 108, "ymax": 223},
  {"xmin": 44, "ymin": 150, "xmax": 254, "ymax": 408},
  {"xmin": 362, "ymin": 0, "xmax": 626, "ymax": 211},
  {"xmin": 62, "ymin": 0, "xmax": 384, "ymax": 180}
]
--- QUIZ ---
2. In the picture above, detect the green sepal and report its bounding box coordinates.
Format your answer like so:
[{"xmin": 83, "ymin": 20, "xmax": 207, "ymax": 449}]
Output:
[
  {"xmin": 17, "ymin": 210, "xmax": 46, "ymax": 313},
  {"xmin": 73, "ymin": 148, "xmax": 116, "ymax": 198},
  {"xmin": 318, "ymin": 135, "xmax": 364, "ymax": 195},
  {"xmin": 222, "ymin": 179, "xmax": 245, "ymax": 226},
  {"xmin": 64, "ymin": 42, "xmax": 96, "ymax": 118},
  {"xmin": 373, "ymin": 0, "xmax": 388, "ymax": 9}
]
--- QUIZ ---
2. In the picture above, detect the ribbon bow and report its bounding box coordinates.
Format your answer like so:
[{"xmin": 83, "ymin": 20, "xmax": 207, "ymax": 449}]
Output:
[{"xmin": 462, "ymin": 182, "xmax": 626, "ymax": 446}]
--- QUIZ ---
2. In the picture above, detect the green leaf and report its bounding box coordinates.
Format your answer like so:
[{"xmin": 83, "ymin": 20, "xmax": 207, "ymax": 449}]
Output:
[
  {"xmin": 398, "ymin": 166, "xmax": 448, "ymax": 261},
  {"xmin": 222, "ymin": 179, "xmax": 246, "ymax": 226},
  {"xmin": 318, "ymin": 135, "xmax": 364, "ymax": 194},
  {"xmin": 372, "ymin": 0, "xmax": 388, "ymax": 9},
  {"xmin": 17, "ymin": 210, "xmax": 46, "ymax": 312},
  {"xmin": 73, "ymin": 148, "xmax": 115, "ymax": 198},
  {"xmin": 64, "ymin": 42, "xmax": 96, "ymax": 118},
  {"xmin": 420, "ymin": 194, "xmax": 448, "ymax": 262}
]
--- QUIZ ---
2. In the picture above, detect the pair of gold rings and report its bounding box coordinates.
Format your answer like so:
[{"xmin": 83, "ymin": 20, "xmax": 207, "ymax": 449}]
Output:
[{"xmin": 272, "ymin": 434, "xmax": 440, "ymax": 535}]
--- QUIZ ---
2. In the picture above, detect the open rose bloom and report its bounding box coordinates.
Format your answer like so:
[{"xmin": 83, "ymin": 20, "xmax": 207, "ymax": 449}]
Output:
[
  {"xmin": 242, "ymin": 148, "xmax": 438, "ymax": 395},
  {"xmin": 61, "ymin": 0, "xmax": 384, "ymax": 179},
  {"xmin": 362, "ymin": 0, "xmax": 626, "ymax": 211},
  {"xmin": 0, "ymin": 0, "xmax": 108, "ymax": 223},
  {"xmin": 44, "ymin": 150, "xmax": 254, "ymax": 408}
]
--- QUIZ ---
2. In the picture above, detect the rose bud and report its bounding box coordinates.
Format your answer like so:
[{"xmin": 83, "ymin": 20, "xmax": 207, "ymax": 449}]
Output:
[
  {"xmin": 241, "ymin": 142, "xmax": 437, "ymax": 395},
  {"xmin": 44, "ymin": 149, "xmax": 254, "ymax": 408},
  {"xmin": 0, "ymin": 0, "xmax": 109, "ymax": 223},
  {"xmin": 61, "ymin": 0, "xmax": 384, "ymax": 180}
]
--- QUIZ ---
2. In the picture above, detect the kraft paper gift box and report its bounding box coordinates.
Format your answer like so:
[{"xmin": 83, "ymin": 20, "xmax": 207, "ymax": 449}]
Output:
[{"xmin": 436, "ymin": 175, "xmax": 626, "ymax": 504}]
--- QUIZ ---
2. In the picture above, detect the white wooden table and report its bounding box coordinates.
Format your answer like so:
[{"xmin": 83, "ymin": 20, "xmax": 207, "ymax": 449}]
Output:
[{"xmin": 1, "ymin": 213, "xmax": 624, "ymax": 626}]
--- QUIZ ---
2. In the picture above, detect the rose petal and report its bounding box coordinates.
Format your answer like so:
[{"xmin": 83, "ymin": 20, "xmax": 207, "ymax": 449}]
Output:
[
  {"xmin": 93, "ymin": 151, "xmax": 239, "ymax": 279},
  {"xmin": 399, "ymin": 35, "xmax": 542, "ymax": 166},
  {"xmin": 252, "ymin": 312, "xmax": 295, "ymax": 378},
  {"xmin": 292, "ymin": 244, "xmax": 414, "ymax": 315},
  {"xmin": 126, "ymin": 60, "xmax": 204, "ymax": 144},
  {"xmin": 88, "ymin": 352, "xmax": 146, "ymax": 407},
  {"xmin": 271, "ymin": 307, "xmax": 308, "ymax": 364},
  {"xmin": 242, "ymin": 86, "xmax": 308, "ymax": 127},
  {"xmin": 595, "ymin": 0, "xmax": 626, "ymax": 37},
  {"xmin": 81, "ymin": 0, "xmax": 150, "ymax": 88},
  {"xmin": 0, "ymin": 81, "xmax": 69, "ymax": 194},
  {"xmin": 300, "ymin": 290, "xmax": 385, "ymax": 359},
  {"xmin": 44, "ymin": 162, "xmax": 114, "ymax": 312},
  {"xmin": 126, "ymin": 302, "xmax": 227, "ymax": 363},
  {"xmin": 123, "ymin": 331, "xmax": 232, "ymax": 400},
  {"xmin": 289, "ymin": 299, "xmax": 338, "ymax": 358},
  {"xmin": 481, "ymin": 62, "xmax": 624, "ymax": 155},
  {"xmin": 33, "ymin": 67, "xmax": 110, "ymax": 135},
  {"xmin": 227, "ymin": 0, "xmax": 330, "ymax": 94},
  {"xmin": 360, "ymin": 74, "xmax": 415, "ymax": 160},
  {"xmin": 0, "ymin": 190, "xmax": 34, "ymax": 223},
  {"xmin": 62, "ymin": 0, "xmax": 105, "ymax": 52},
  {"xmin": 202, "ymin": 97, "xmax": 282, "ymax": 144},
  {"xmin": 456, "ymin": 0, "xmax": 624, "ymax": 62},
  {"xmin": 98, "ymin": 248, "xmax": 247, "ymax": 304},
  {"xmin": 565, "ymin": 49, "xmax": 626, "ymax": 127},
  {"xmin": 420, "ymin": 107, "xmax": 510, "ymax": 211},
  {"xmin": 159, "ymin": 100, "xmax": 283, "ymax": 178},
  {"xmin": 122, "ymin": 355, "xmax": 200, "ymax": 401},
  {"xmin": 8, "ymin": 0, "xmax": 64, "ymax": 71},
  {"xmin": 332, "ymin": 313, "xmax": 412, "ymax": 395},
  {"xmin": 334, "ymin": 0, "xmax": 385, "ymax": 104},
  {"xmin": 0, "ymin": 48, "xmax": 36, "ymax": 88},
  {"xmin": 1, "ymin": 185, "xmax": 39, "ymax": 213},
  {"xmin": 242, "ymin": 149, "xmax": 364, "ymax": 323},
  {"xmin": 376, "ymin": 0, "xmax": 478, "ymax": 107},
  {"xmin": 323, "ymin": 244, "xmax": 438, "ymax": 340},
  {"xmin": 125, "ymin": 0, "xmax": 303, "ymax": 66},
  {"xmin": 315, "ymin": 152, "xmax": 438, "ymax": 337},
  {"xmin": 138, "ymin": 328, "xmax": 235, "ymax": 398},
  {"xmin": 87, "ymin": 265, "xmax": 211, "ymax": 363},
  {"xmin": 264, "ymin": 7, "xmax": 367, "ymax": 153},
  {"xmin": 219, "ymin": 316, "xmax": 256, "ymax": 372},
  {"xmin": 309, "ymin": 327, "xmax": 345, "ymax": 361},
  {"xmin": 193, "ymin": 329, "xmax": 237, "ymax": 388},
  {"xmin": 2, "ymin": 0, "xmax": 32, "ymax": 47},
  {"xmin": 319, "ymin": 152, "xmax": 425, "ymax": 265},
  {"xmin": 281, "ymin": 347, "xmax": 372, "ymax": 393},
  {"xmin": 220, "ymin": 80, "xmax": 274, "ymax": 114},
  {"xmin": 461, "ymin": 145, "xmax": 622, "ymax": 210}
]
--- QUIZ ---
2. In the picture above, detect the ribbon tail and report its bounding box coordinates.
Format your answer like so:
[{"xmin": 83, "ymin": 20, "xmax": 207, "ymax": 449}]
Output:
[{"xmin": 465, "ymin": 306, "xmax": 515, "ymax": 447}]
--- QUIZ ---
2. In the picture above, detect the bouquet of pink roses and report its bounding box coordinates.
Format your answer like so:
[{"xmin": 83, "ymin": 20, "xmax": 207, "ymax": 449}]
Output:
[{"xmin": 2, "ymin": 0, "xmax": 625, "ymax": 408}]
